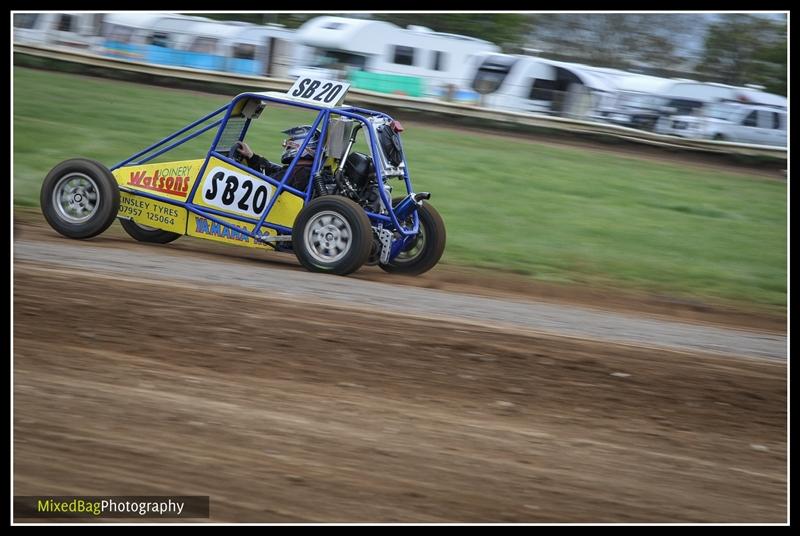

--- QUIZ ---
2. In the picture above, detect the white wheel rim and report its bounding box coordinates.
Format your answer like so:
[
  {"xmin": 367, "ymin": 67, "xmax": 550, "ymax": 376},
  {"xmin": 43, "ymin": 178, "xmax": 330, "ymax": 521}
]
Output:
[
  {"xmin": 52, "ymin": 173, "xmax": 100, "ymax": 224},
  {"xmin": 304, "ymin": 210, "xmax": 353, "ymax": 264}
]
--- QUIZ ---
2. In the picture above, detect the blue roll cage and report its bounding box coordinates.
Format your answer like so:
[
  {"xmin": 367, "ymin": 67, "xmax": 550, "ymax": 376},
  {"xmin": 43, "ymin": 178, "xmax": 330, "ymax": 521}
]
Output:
[{"xmin": 110, "ymin": 92, "xmax": 420, "ymax": 249}]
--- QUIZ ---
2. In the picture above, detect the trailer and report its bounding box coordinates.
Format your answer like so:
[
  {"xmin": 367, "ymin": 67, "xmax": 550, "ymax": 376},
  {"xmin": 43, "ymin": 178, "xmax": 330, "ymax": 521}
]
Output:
[
  {"xmin": 14, "ymin": 12, "xmax": 103, "ymax": 50},
  {"xmin": 98, "ymin": 13, "xmax": 300, "ymax": 77}
]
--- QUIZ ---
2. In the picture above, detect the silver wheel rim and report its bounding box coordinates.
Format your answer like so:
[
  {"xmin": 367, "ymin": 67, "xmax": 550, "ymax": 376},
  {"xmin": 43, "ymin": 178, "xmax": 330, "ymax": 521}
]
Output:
[
  {"xmin": 52, "ymin": 173, "xmax": 100, "ymax": 224},
  {"xmin": 394, "ymin": 222, "xmax": 427, "ymax": 263},
  {"xmin": 304, "ymin": 210, "xmax": 352, "ymax": 264}
]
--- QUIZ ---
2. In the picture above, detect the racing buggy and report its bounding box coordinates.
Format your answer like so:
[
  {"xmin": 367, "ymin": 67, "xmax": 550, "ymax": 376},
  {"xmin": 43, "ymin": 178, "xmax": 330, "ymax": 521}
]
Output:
[{"xmin": 40, "ymin": 78, "xmax": 445, "ymax": 276}]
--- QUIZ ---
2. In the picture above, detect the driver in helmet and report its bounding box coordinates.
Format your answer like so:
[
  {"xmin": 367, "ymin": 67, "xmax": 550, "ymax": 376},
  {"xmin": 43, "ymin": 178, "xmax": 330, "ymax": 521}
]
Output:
[{"xmin": 233, "ymin": 125, "xmax": 320, "ymax": 192}]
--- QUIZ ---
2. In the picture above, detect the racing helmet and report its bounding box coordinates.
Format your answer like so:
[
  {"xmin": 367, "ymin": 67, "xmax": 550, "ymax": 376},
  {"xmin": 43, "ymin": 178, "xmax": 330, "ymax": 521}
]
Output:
[{"xmin": 281, "ymin": 125, "xmax": 320, "ymax": 164}]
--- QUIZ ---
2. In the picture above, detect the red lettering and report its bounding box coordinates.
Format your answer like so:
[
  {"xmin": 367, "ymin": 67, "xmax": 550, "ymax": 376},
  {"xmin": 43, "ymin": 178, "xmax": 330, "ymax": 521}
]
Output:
[
  {"xmin": 125, "ymin": 170, "xmax": 190, "ymax": 198},
  {"xmin": 129, "ymin": 171, "xmax": 146, "ymax": 186}
]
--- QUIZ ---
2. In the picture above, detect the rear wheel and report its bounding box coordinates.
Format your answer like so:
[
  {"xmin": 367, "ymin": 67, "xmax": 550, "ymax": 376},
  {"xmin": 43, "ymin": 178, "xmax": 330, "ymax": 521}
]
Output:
[
  {"xmin": 292, "ymin": 196, "xmax": 372, "ymax": 275},
  {"xmin": 380, "ymin": 199, "xmax": 446, "ymax": 276},
  {"xmin": 40, "ymin": 158, "xmax": 120, "ymax": 239},
  {"xmin": 120, "ymin": 218, "xmax": 181, "ymax": 244}
]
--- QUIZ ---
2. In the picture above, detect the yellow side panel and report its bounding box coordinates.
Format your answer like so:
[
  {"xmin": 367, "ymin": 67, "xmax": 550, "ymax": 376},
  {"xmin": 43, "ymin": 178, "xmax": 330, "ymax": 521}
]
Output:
[
  {"xmin": 113, "ymin": 158, "xmax": 305, "ymax": 244},
  {"xmin": 187, "ymin": 213, "xmax": 276, "ymax": 250},
  {"xmin": 267, "ymin": 191, "xmax": 305, "ymax": 228},
  {"xmin": 118, "ymin": 192, "xmax": 188, "ymax": 235},
  {"xmin": 112, "ymin": 159, "xmax": 205, "ymax": 201}
]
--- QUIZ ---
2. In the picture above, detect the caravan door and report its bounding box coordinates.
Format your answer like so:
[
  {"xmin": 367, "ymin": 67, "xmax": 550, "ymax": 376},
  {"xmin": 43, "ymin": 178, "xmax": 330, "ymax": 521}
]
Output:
[
  {"xmin": 753, "ymin": 110, "xmax": 778, "ymax": 145},
  {"xmin": 764, "ymin": 110, "xmax": 787, "ymax": 147}
]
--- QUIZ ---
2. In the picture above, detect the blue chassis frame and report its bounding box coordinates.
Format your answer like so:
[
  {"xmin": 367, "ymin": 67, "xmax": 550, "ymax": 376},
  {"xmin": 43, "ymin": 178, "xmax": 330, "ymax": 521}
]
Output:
[{"xmin": 110, "ymin": 92, "xmax": 420, "ymax": 258}]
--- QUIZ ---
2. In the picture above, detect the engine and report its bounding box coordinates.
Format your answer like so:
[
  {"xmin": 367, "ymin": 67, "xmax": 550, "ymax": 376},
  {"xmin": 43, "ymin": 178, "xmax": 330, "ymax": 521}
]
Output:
[
  {"xmin": 343, "ymin": 151, "xmax": 373, "ymax": 191},
  {"xmin": 313, "ymin": 151, "xmax": 391, "ymax": 215}
]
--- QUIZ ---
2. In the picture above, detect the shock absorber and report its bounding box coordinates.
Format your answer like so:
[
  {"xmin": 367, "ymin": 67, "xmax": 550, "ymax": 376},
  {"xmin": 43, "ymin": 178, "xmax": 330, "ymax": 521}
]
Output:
[{"xmin": 313, "ymin": 172, "xmax": 327, "ymax": 197}]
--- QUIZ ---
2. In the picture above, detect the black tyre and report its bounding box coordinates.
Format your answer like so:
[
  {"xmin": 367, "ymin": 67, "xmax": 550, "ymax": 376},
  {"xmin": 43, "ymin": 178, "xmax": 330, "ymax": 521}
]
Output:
[
  {"xmin": 380, "ymin": 199, "xmax": 446, "ymax": 276},
  {"xmin": 713, "ymin": 133, "xmax": 727, "ymax": 141},
  {"xmin": 292, "ymin": 196, "xmax": 372, "ymax": 275},
  {"xmin": 120, "ymin": 218, "xmax": 181, "ymax": 244},
  {"xmin": 40, "ymin": 158, "xmax": 120, "ymax": 239}
]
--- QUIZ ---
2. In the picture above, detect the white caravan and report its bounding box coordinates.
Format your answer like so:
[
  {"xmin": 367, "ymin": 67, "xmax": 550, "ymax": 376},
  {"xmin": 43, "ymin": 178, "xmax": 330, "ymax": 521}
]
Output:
[
  {"xmin": 290, "ymin": 16, "xmax": 500, "ymax": 99},
  {"xmin": 98, "ymin": 13, "xmax": 300, "ymax": 77},
  {"xmin": 96, "ymin": 12, "xmax": 173, "ymax": 60},
  {"xmin": 470, "ymin": 52, "xmax": 620, "ymax": 118},
  {"xmin": 13, "ymin": 12, "xmax": 104, "ymax": 49},
  {"xmin": 148, "ymin": 16, "xmax": 299, "ymax": 76},
  {"xmin": 593, "ymin": 74, "xmax": 712, "ymax": 130}
]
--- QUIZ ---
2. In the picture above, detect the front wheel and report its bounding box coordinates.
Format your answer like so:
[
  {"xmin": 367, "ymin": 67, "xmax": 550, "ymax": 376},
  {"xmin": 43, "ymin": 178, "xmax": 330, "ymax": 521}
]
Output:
[
  {"xmin": 292, "ymin": 196, "xmax": 373, "ymax": 275},
  {"xmin": 380, "ymin": 200, "xmax": 446, "ymax": 276},
  {"xmin": 40, "ymin": 158, "xmax": 120, "ymax": 239},
  {"xmin": 120, "ymin": 218, "xmax": 181, "ymax": 244}
]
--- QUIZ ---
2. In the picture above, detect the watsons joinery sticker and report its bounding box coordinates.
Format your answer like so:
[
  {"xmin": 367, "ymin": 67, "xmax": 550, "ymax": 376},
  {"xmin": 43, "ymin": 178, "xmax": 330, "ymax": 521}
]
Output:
[{"xmin": 126, "ymin": 165, "xmax": 194, "ymax": 198}]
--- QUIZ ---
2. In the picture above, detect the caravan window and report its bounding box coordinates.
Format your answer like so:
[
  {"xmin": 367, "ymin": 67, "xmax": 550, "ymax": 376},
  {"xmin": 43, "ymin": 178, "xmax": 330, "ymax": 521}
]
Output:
[
  {"xmin": 233, "ymin": 44, "xmax": 256, "ymax": 60},
  {"xmin": 472, "ymin": 56, "xmax": 518, "ymax": 94},
  {"xmin": 14, "ymin": 13, "xmax": 39, "ymax": 29},
  {"xmin": 150, "ymin": 32, "xmax": 170, "ymax": 47},
  {"xmin": 529, "ymin": 78, "xmax": 557, "ymax": 102},
  {"xmin": 431, "ymin": 51, "xmax": 446, "ymax": 71},
  {"xmin": 705, "ymin": 103, "xmax": 738, "ymax": 121},
  {"xmin": 620, "ymin": 93, "xmax": 661, "ymax": 110},
  {"xmin": 392, "ymin": 46, "xmax": 415, "ymax": 66},
  {"xmin": 190, "ymin": 37, "xmax": 218, "ymax": 54},
  {"xmin": 57, "ymin": 14, "xmax": 76, "ymax": 33},
  {"xmin": 103, "ymin": 23, "xmax": 135, "ymax": 43},
  {"xmin": 756, "ymin": 110, "xmax": 776, "ymax": 129},
  {"xmin": 666, "ymin": 98, "xmax": 703, "ymax": 116},
  {"xmin": 742, "ymin": 110, "xmax": 758, "ymax": 127},
  {"xmin": 770, "ymin": 112, "xmax": 782, "ymax": 129},
  {"xmin": 311, "ymin": 49, "xmax": 368, "ymax": 70}
]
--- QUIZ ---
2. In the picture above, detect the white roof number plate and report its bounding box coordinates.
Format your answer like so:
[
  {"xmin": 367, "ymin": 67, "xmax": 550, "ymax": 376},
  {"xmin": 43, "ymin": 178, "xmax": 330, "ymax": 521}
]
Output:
[{"xmin": 287, "ymin": 77, "xmax": 350, "ymax": 107}]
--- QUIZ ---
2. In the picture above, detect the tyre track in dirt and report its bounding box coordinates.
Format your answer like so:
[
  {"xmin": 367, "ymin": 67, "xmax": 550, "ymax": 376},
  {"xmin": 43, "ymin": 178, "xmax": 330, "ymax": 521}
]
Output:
[{"xmin": 14, "ymin": 238, "xmax": 786, "ymax": 361}]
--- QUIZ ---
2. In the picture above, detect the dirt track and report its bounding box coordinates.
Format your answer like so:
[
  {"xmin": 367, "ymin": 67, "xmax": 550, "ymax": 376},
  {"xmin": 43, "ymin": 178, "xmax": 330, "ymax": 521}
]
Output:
[{"xmin": 13, "ymin": 218, "xmax": 787, "ymax": 523}]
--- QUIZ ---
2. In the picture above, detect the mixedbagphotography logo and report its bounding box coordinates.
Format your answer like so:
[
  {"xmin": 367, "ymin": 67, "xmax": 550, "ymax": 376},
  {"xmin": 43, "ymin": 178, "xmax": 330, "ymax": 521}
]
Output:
[{"xmin": 14, "ymin": 496, "xmax": 210, "ymax": 519}]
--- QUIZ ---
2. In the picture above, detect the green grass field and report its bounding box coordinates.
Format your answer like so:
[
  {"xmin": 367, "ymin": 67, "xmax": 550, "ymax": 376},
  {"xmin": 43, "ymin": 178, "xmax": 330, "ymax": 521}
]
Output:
[{"xmin": 13, "ymin": 67, "xmax": 787, "ymax": 309}]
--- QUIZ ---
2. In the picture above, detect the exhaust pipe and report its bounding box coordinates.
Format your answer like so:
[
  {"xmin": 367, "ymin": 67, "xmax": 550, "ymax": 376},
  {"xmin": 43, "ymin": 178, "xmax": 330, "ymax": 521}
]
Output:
[{"xmin": 394, "ymin": 192, "xmax": 431, "ymax": 220}]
